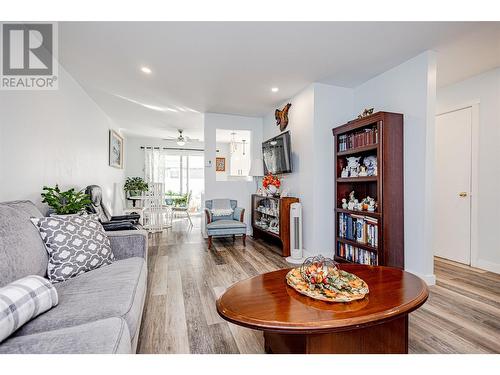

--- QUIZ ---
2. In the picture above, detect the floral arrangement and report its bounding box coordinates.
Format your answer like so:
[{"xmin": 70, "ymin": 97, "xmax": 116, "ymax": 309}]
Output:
[{"xmin": 262, "ymin": 173, "xmax": 281, "ymax": 189}]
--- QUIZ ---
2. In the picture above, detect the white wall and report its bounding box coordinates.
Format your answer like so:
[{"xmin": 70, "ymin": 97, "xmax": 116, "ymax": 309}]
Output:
[
  {"xmin": 0, "ymin": 64, "xmax": 125, "ymax": 215},
  {"xmin": 313, "ymin": 83, "xmax": 354, "ymax": 254},
  {"xmin": 263, "ymin": 85, "xmax": 315, "ymax": 250},
  {"xmin": 215, "ymin": 142, "xmax": 230, "ymax": 181},
  {"xmin": 353, "ymin": 51, "xmax": 437, "ymax": 284},
  {"xmin": 125, "ymin": 135, "xmax": 205, "ymax": 178},
  {"xmin": 204, "ymin": 113, "xmax": 263, "ymax": 234},
  {"xmin": 437, "ymin": 67, "xmax": 500, "ymax": 273},
  {"xmin": 263, "ymin": 83, "xmax": 353, "ymax": 255}
]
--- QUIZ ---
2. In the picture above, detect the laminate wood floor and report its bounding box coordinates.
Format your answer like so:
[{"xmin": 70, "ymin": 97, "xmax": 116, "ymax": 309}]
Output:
[{"xmin": 137, "ymin": 217, "xmax": 500, "ymax": 354}]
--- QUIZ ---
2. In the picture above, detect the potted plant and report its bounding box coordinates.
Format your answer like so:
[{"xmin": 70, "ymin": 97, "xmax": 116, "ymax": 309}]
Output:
[
  {"xmin": 41, "ymin": 185, "xmax": 91, "ymax": 215},
  {"xmin": 262, "ymin": 173, "xmax": 281, "ymax": 196},
  {"xmin": 124, "ymin": 177, "xmax": 149, "ymax": 197}
]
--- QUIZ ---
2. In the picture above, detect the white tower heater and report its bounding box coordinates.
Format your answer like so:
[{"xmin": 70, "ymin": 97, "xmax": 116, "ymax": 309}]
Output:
[{"xmin": 286, "ymin": 202, "xmax": 306, "ymax": 264}]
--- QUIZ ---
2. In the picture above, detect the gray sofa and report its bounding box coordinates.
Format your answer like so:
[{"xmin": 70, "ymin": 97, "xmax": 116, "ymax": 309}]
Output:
[{"xmin": 0, "ymin": 200, "xmax": 148, "ymax": 354}]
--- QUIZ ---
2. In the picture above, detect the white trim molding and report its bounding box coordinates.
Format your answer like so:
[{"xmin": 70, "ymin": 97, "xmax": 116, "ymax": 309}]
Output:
[{"xmin": 405, "ymin": 268, "xmax": 436, "ymax": 286}]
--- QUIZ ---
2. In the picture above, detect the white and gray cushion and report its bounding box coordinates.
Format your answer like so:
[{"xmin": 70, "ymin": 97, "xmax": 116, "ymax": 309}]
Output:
[
  {"xmin": 31, "ymin": 215, "xmax": 114, "ymax": 282},
  {"xmin": 0, "ymin": 317, "xmax": 130, "ymax": 354},
  {"xmin": 14, "ymin": 257, "xmax": 147, "ymax": 343},
  {"xmin": 0, "ymin": 275, "xmax": 58, "ymax": 343},
  {"xmin": 211, "ymin": 199, "xmax": 234, "ymax": 217}
]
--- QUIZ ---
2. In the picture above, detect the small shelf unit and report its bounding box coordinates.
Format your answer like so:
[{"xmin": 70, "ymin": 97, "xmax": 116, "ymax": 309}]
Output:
[
  {"xmin": 333, "ymin": 111, "xmax": 404, "ymax": 268},
  {"xmin": 251, "ymin": 194, "xmax": 299, "ymax": 257}
]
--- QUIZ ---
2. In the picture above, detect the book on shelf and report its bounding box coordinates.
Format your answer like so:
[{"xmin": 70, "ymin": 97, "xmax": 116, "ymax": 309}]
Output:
[
  {"xmin": 337, "ymin": 243, "xmax": 377, "ymax": 265},
  {"xmin": 338, "ymin": 213, "xmax": 378, "ymax": 247},
  {"xmin": 338, "ymin": 126, "xmax": 378, "ymax": 152}
]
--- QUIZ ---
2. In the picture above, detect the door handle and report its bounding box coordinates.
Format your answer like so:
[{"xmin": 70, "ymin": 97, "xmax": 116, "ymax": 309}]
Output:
[{"xmin": 459, "ymin": 192, "xmax": 468, "ymax": 197}]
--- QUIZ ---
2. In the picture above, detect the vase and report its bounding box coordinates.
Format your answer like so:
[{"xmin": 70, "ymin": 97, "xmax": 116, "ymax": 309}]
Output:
[{"xmin": 267, "ymin": 185, "xmax": 278, "ymax": 195}]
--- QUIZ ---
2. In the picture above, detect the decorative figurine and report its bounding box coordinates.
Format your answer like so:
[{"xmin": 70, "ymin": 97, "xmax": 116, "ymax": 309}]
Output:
[
  {"xmin": 346, "ymin": 156, "xmax": 361, "ymax": 178},
  {"xmin": 341, "ymin": 167, "xmax": 349, "ymax": 178},
  {"xmin": 367, "ymin": 197, "xmax": 376, "ymax": 212},
  {"xmin": 275, "ymin": 103, "xmax": 292, "ymax": 132},
  {"xmin": 363, "ymin": 155, "xmax": 378, "ymax": 176},
  {"xmin": 354, "ymin": 199, "xmax": 362, "ymax": 211},
  {"xmin": 357, "ymin": 107, "xmax": 374, "ymax": 119},
  {"xmin": 358, "ymin": 165, "xmax": 368, "ymax": 177},
  {"xmin": 347, "ymin": 191, "xmax": 356, "ymax": 210},
  {"xmin": 341, "ymin": 198, "xmax": 348, "ymax": 209}
]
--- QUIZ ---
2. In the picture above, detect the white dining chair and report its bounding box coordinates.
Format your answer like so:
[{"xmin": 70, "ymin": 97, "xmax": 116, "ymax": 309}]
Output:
[{"xmin": 142, "ymin": 183, "xmax": 172, "ymax": 232}]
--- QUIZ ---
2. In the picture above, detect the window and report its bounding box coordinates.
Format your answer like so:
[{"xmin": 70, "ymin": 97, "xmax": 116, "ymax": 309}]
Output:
[{"xmin": 144, "ymin": 148, "xmax": 204, "ymax": 212}]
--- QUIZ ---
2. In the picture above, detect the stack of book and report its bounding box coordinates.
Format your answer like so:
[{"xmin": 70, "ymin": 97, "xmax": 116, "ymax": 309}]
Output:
[
  {"xmin": 338, "ymin": 213, "xmax": 378, "ymax": 247},
  {"xmin": 337, "ymin": 243, "xmax": 377, "ymax": 265},
  {"xmin": 338, "ymin": 126, "xmax": 378, "ymax": 152}
]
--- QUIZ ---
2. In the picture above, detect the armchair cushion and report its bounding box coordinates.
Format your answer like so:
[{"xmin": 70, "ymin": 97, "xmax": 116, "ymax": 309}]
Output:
[
  {"xmin": 206, "ymin": 220, "xmax": 247, "ymax": 237},
  {"xmin": 206, "ymin": 220, "xmax": 246, "ymax": 230}
]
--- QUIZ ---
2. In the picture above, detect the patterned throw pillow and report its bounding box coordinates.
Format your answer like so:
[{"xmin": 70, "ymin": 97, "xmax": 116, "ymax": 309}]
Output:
[
  {"xmin": 30, "ymin": 215, "xmax": 114, "ymax": 282},
  {"xmin": 0, "ymin": 275, "xmax": 58, "ymax": 343}
]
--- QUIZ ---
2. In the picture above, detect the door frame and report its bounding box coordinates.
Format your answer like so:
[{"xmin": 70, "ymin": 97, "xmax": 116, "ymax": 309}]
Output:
[{"xmin": 435, "ymin": 100, "xmax": 479, "ymax": 267}]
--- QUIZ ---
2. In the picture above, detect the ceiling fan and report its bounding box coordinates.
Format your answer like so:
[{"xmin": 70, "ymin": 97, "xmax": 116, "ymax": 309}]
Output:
[{"xmin": 163, "ymin": 129, "xmax": 200, "ymax": 146}]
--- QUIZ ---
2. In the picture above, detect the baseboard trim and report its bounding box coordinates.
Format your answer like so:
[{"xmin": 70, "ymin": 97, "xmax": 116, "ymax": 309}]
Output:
[
  {"xmin": 405, "ymin": 268, "xmax": 436, "ymax": 286},
  {"xmin": 475, "ymin": 259, "xmax": 500, "ymax": 274}
]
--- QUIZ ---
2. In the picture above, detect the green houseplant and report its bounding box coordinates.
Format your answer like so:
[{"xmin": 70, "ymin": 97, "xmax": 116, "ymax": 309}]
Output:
[
  {"xmin": 41, "ymin": 185, "xmax": 91, "ymax": 215},
  {"xmin": 124, "ymin": 177, "xmax": 149, "ymax": 197}
]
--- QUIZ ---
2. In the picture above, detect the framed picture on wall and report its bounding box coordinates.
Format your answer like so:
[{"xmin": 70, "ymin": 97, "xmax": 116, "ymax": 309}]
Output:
[
  {"xmin": 109, "ymin": 130, "xmax": 124, "ymax": 169},
  {"xmin": 216, "ymin": 157, "xmax": 226, "ymax": 172}
]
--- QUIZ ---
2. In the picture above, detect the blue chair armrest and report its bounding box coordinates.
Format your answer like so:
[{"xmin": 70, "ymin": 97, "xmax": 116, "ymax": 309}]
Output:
[
  {"xmin": 204, "ymin": 208, "xmax": 212, "ymax": 224},
  {"xmin": 233, "ymin": 207, "xmax": 245, "ymax": 222}
]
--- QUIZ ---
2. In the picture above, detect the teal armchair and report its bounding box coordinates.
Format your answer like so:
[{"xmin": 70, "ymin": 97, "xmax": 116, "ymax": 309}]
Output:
[{"xmin": 204, "ymin": 199, "xmax": 246, "ymax": 249}]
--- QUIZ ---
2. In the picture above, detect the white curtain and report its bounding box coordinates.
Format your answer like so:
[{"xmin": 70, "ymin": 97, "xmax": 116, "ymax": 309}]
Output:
[{"xmin": 144, "ymin": 147, "xmax": 167, "ymax": 184}]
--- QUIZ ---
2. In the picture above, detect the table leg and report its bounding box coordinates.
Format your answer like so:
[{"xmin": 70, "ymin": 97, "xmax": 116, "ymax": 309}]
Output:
[{"xmin": 264, "ymin": 316, "xmax": 408, "ymax": 354}]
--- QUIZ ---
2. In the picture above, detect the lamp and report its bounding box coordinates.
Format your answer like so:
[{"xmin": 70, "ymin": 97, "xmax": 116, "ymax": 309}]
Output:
[
  {"xmin": 249, "ymin": 158, "xmax": 264, "ymax": 177},
  {"xmin": 249, "ymin": 158, "xmax": 264, "ymax": 194}
]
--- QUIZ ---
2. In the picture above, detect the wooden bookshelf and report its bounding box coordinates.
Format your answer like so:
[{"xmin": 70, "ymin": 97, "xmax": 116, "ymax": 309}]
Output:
[{"xmin": 332, "ymin": 111, "xmax": 404, "ymax": 268}]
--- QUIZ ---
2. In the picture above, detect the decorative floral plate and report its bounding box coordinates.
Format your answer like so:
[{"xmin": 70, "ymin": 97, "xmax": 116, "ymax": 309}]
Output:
[{"xmin": 285, "ymin": 256, "xmax": 369, "ymax": 303}]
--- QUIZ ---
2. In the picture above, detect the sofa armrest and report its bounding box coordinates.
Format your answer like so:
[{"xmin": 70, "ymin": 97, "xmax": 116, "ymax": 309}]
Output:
[
  {"xmin": 204, "ymin": 208, "xmax": 212, "ymax": 224},
  {"xmin": 233, "ymin": 207, "xmax": 245, "ymax": 222},
  {"xmin": 107, "ymin": 230, "xmax": 148, "ymax": 260}
]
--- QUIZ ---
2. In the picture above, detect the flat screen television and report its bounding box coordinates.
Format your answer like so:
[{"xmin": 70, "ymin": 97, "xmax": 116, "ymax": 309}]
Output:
[{"xmin": 262, "ymin": 131, "xmax": 292, "ymax": 174}]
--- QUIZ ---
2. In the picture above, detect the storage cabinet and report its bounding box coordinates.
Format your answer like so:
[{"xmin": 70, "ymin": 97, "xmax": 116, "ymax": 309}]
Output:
[{"xmin": 251, "ymin": 194, "xmax": 299, "ymax": 257}]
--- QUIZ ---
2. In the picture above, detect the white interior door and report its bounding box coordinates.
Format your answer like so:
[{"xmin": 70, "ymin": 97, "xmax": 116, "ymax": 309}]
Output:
[{"xmin": 434, "ymin": 107, "xmax": 472, "ymax": 264}]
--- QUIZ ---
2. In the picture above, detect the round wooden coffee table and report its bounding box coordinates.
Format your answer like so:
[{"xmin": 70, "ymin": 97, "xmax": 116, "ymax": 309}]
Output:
[{"xmin": 216, "ymin": 264, "xmax": 429, "ymax": 354}]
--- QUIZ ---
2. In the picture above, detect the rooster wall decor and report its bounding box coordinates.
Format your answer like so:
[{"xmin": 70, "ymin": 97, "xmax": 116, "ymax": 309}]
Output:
[{"xmin": 275, "ymin": 103, "xmax": 292, "ymax": 131}]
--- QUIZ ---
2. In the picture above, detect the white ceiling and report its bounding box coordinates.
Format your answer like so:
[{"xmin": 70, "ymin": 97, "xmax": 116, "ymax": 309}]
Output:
[{"xmin": 58, "ymin": 22, "xmax": 500, "ymax": 139}]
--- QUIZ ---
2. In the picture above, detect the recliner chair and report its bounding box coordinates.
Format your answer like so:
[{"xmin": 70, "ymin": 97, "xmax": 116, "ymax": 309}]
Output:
[{"xmin": 85, "ymin": 185, "xmax": 140, "ymax": 231}]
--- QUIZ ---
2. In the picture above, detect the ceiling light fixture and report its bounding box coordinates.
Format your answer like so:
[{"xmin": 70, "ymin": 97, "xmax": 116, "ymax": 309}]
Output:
[
  {"xmin": 140, "ymin": 66, "xmax": 152, "ymax": 74},
  {"xmin": 176, "ymin": 129, "xmax": 186, "ymax": 146},
  {"xmin": 230, "ymin": 132, "xmax": 238, "ymax": 154},
  {"xmin": 271, "ymin": 87, "xmax": 279, "ymax": 93}
]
